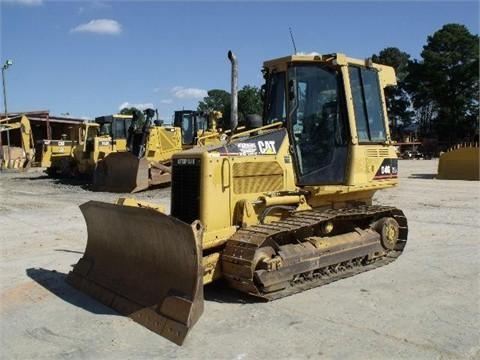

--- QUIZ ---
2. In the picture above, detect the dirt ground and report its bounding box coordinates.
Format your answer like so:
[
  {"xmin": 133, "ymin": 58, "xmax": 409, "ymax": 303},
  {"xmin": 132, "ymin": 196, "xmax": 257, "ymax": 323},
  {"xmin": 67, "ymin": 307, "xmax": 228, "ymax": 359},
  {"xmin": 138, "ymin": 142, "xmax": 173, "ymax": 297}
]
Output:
[{"xmin": 0, "ymin": 160, "xmax": 479, "ymax": 359}]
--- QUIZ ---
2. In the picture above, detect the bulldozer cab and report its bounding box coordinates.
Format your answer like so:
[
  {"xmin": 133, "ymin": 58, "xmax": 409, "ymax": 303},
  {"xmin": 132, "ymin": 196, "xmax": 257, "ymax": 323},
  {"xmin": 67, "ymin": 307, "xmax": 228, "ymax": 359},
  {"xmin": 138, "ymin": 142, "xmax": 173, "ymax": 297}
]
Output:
[
  {"xmin": 74, "ymin": 123, "xmax": 100, "ymax": 160},
  {"xmin": 174, "ymin": 110, "xmax": 209, "ymax": 146},
  {"xmin": 127, "ymin": 109, "xmax": 158, "ymax": 158},
  {"xmin": 95, "ymin": 114, "xmax": 132, "ymax": 142},
  {"xmin": 262, "ymin": 54, "xmax": 396, "ymax": 186}
]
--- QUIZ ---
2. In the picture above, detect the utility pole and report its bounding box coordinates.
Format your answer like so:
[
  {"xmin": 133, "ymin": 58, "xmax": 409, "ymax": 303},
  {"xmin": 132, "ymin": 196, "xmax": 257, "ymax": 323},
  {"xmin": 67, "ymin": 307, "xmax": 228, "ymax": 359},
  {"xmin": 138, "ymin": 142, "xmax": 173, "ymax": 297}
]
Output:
[
  {"xmin": 2, "ymin": 59, "xmax": 13, "ymax": 167},
  {"xmin": 2, "ymin": 59, "xmax": 13, "ymax": 117}
]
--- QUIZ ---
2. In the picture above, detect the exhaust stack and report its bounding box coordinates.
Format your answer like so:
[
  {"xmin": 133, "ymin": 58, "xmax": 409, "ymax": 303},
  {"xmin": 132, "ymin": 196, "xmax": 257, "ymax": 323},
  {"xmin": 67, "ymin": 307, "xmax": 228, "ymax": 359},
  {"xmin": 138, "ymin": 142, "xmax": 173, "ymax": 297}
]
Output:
[{"xmin": 228, "ymin": 50, "xmax": 238, "ymax": 132}]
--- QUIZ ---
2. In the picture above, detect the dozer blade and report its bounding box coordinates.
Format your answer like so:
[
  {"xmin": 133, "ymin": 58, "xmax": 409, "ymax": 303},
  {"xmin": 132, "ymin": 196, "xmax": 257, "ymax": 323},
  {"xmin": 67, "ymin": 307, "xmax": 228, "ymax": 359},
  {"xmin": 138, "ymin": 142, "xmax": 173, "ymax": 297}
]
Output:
[
  {"xmin": 92, "ymin": 152, "xmax": 150, "ymax": 193},
  {"xmin": 66, "ymin": 201, "xmax": 204, "ymax": 345}
]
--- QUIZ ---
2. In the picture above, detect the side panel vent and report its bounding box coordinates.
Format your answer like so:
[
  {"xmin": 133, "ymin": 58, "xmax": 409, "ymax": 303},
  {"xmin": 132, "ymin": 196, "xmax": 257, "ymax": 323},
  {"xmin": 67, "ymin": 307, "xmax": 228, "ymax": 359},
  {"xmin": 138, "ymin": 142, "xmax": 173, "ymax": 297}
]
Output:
[
  {"xmin": 233, "ymin": 161, "xmax": 283, "ymax": 194},
  {"xmin": 366, "ymin": 149, "xmax": 378, "ymax": 157},
  {"xmin": 366, "ymin": 148, "xmax": 389, "ymax": 158},
  {"xmin": 378, "ymin": 148, "xmax": 389, "ymax": 157}
]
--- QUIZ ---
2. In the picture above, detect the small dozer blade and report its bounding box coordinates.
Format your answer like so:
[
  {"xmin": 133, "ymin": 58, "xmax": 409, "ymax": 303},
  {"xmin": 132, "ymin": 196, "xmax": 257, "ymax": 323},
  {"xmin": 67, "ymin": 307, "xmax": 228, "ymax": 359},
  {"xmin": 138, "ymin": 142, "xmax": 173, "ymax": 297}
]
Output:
[
  {"xmin": 92, "ymin": 152, "xmax": 150, "ymax": 193},
  {"xmin": 66, "ymin": 201, "xmax": 204, "ymax": 345}
]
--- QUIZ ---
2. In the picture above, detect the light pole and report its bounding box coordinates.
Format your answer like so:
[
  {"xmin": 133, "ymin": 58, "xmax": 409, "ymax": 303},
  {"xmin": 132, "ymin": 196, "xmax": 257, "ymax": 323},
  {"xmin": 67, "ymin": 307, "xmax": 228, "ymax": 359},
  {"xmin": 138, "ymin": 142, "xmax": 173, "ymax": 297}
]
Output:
[{"xmin": 2, "ymin": 59, "xmax": 13, "ymax": 149}]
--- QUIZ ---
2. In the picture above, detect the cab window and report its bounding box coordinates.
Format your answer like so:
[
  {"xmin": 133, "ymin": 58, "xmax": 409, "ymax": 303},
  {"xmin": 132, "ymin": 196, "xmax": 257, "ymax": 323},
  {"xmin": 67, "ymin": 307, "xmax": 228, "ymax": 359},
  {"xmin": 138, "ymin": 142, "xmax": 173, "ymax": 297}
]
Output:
[
  {"xmin": 264, "ymin": 72, "xmax": 286, "ymax": 124},
  {"xmin": 182, "ymin": 114, "xmax": 194, "ymax": 144},
  {"xmin": 288, "ymin": 64, "xmax": 348, "ymax": 185},
  {"xmin": 349, "ymin": 67, "xmax": 386, "ymax": 142}
]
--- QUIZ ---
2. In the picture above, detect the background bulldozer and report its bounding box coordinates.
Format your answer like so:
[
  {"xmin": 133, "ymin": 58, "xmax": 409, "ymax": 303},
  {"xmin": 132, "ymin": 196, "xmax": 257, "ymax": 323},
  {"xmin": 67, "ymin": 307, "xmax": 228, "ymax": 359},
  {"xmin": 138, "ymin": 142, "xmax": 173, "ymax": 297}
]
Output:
[
  {"xmin": 0, "ymin": 114, "xmax": 35, "ymax": 170},
  {"xmin": 40, "ymin": 114, "xmax": 132, "ymax": 177},
  {"xmin": 92, "ymin": 109, "xmax": 225, "ymax": 193},
  {"xmin": 36, "ymin": 138, "xmax": 74, "ymax": 170},
  {"xmin": 174, "ymin": 109, "xmax": 225, "ymax": 147},
  {"xmin": 68, "ymin": 51, "xmax": 408, "ymax": 345},
  {"xmin": 92, "ymin": 109, "xmax": 183, "ymax": 193}
]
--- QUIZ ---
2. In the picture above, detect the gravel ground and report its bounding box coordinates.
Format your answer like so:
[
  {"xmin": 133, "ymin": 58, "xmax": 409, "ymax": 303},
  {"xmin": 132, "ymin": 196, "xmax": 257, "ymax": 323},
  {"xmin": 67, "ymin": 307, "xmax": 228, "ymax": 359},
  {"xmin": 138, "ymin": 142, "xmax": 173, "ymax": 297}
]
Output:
[{"xmin": 0, "ymin": 160, "xmax": 479, "ymax": 359}]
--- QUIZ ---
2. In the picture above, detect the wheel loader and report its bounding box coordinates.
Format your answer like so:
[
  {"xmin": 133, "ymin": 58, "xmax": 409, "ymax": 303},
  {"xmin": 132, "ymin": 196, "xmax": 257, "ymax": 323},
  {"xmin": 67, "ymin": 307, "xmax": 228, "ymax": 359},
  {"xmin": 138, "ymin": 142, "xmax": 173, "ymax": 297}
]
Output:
[
  {"xmin": 67, "ymin": 51, "xmax": 408, "ymax": 345},
  {"xmin": 0, "ymin": 114, "xmax": 35, "ymax": 170},
  {"xmin": 92, "ymin": 109, "xmax": 225, "ymax": 193}
]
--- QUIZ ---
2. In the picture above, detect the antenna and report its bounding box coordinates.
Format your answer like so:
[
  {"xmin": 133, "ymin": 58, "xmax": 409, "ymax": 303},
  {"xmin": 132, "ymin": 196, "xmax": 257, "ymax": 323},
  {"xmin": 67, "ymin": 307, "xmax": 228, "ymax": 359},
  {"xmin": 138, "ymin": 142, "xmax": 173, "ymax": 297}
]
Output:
[{"xmin": 289, "ymin": 27, "xmax": 297, "ymax": 54}]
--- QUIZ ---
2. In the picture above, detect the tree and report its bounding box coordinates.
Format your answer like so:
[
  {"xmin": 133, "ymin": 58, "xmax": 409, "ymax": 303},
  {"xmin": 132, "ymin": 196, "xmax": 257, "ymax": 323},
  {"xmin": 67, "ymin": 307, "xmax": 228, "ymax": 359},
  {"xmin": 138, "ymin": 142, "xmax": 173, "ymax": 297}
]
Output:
[
  {"xmin": 238, "ymin": 85, "xmax": 263, "ymax": 122},
  {"xmin": 373, "ymin": 47, "xmax": 410, "ymax": 82},
  {"xmin": 197, "ymin": 89, "xmax": 231, "ymax": 125},
  {"xmin": 119, "ymin": 107, "xmax": 145, "ymax": 126},
  {"xmin": 197, "ymin": 86, "xmax": 263, "ymax": 128},
  {"xmin": 407, "ymin": 24, "xmax": 479, "ymax": 144},
  {"xmin": 372, "ymin": 47, "xmax": 414, "ymax": 140},
  {"xmin": 405, "ymin": 60, "xmax": 437, "ymax": 137}
]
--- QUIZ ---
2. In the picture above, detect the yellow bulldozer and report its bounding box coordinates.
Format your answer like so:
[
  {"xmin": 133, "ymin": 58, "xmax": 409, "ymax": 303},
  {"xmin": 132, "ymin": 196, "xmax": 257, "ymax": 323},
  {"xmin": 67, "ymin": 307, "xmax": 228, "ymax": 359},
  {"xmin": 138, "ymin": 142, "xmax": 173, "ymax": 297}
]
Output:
[
  {"xmin": 0, "ymin": 114, "xmax": 35, "ymax": 170},
  {"xmin": 174, "ymin": 109, "xmax": 225, "ymax": 147},
  {"xmin": 92, "ymin": 109, "xmax": 224, "ymax": 193},
  {"xmin": 37, "ymin": 138, "xmax": 75, "ymax": 170},
  {"xmin": 67, "ymin": 51, "xmax": 408, "ymax": 345},
  {"xmin": 93, "ymin": 109, "xmax": 183, "ymax": 193},
  {"xmin": 41, "ymin": 114, "xmax": 132, "ymax": 176}
]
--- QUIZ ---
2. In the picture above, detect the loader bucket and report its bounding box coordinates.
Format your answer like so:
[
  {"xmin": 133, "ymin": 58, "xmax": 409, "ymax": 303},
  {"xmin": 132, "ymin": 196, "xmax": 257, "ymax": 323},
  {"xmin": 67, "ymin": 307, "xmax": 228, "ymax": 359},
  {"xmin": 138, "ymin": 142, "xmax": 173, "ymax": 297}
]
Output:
[
  {"xmin": 437, "ymin": 144, "xmax": 479, "ymax": 180},
  {"xmin": 66, "ymin": 201, "xmax": 204, "ymax": 345},
  {"xmin": 92, "ymin": 152, "xmax": 150, "ymax": 193}
]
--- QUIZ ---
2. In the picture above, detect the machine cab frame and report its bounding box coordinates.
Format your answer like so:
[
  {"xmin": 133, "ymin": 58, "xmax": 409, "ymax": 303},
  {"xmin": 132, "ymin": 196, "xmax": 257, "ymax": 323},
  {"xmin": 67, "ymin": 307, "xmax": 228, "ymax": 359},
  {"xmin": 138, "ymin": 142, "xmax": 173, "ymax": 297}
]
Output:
[{"xmin": 263, "ymin": 54, "xmax": 393, "ymax": 187}]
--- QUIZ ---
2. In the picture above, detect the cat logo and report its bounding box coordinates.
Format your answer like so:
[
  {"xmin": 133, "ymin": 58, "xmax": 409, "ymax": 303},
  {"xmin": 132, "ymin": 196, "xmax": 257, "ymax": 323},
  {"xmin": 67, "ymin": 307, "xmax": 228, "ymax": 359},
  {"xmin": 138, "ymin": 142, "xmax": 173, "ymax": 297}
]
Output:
[{"xmin": 257, "ymin": 140, "xmax": 276, "ymax": 154}]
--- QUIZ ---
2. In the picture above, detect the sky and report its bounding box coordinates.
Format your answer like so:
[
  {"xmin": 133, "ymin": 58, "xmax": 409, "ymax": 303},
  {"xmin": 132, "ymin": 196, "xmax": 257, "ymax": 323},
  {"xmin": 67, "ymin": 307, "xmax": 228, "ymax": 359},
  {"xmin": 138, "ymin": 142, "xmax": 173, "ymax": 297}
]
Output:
[{"xmin": 1, "ymin": 0, "xmax": 478, "ymax": 122}]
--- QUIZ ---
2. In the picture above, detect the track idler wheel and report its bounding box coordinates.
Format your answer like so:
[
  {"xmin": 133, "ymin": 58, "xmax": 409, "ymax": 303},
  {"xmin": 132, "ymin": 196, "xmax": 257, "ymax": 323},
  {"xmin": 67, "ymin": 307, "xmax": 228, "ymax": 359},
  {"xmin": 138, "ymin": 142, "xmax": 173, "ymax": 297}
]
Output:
[
  {"xmin": 374, "ymin": 217, "xmax": 399, "ymax": 250},
  {"xmin": 252, "ymin": 246, "xmax": 276, "ymax": 271}
]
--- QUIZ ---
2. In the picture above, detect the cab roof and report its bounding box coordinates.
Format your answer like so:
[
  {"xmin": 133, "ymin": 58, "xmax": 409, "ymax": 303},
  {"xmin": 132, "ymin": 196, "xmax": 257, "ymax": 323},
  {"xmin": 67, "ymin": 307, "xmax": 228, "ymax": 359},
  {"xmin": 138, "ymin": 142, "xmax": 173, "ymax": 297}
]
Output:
[{"xmin": 263, "ymin": 52, "xmax": 397, "ymax": 87}]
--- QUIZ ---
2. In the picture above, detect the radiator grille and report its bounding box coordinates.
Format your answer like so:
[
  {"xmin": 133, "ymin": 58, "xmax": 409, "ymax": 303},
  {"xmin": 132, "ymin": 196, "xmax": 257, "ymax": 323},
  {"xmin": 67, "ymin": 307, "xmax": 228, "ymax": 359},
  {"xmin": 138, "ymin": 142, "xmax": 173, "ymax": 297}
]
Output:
[
  {"xmin": 171, "ymin": 159, "xmax": 201, "ymax": 224},
  {"xmin": 233, "ymin": 162, "xmax": 283, "ymax": 194}
]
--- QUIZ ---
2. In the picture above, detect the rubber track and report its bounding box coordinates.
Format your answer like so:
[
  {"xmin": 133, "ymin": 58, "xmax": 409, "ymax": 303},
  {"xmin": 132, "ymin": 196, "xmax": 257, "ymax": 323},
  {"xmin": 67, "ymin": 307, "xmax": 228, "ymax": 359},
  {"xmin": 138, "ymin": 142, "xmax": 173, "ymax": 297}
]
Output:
[{"xmin": 222, "ymin": 205, "xmax": 408, "ymax": 300}]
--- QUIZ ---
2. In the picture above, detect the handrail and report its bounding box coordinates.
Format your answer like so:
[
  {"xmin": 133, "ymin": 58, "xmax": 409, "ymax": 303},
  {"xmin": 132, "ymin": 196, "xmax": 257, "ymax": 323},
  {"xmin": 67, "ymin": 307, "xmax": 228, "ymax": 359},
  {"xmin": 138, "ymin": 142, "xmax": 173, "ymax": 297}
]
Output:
[
  {"xmin": 196, "ymin": 132, "xmax": 222, "ymax": 145},
  {"xmin": 229, "ymin": 121, "xmax": 283, "ymax": 141},
  {"xmin": 195, "ymin": 126, "xmax": 247, "ymax": 146}
]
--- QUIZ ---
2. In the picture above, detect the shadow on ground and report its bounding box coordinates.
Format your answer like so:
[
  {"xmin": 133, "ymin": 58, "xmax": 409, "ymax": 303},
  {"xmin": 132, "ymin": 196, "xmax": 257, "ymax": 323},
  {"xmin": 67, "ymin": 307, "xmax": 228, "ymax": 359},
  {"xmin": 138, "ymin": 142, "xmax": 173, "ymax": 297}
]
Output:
[
  {"xmin": 26, "ymin": 267, "xmax": 117, "ymax": 315},
  {"xmin": 26, "ymin": 267, "xmax": 258, "ymax": 319},
  {"xmin": 54, "ymin": 249, "xmax": 84, "ymax": 254},
  {"xmin": 408, "ymin": 173, "xmax": 437, "ymax": 179},
  {"xmin": 13, "ymin": 174, "xmax": 92, "ymax": 189},
  {"xmin": 54, "ymin": 178, "xmax": 91, "ymax": 188},
  {"xmin": 12, "ymin": 173, "xmax": 173, "ymax": 193},
  {"xmin": 12, "ymin": 174, "xmax": 50, "ymax": 180},
  {"xmin": 204, "ymin": 280, "xmax": 259, "ymax": 304}
]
